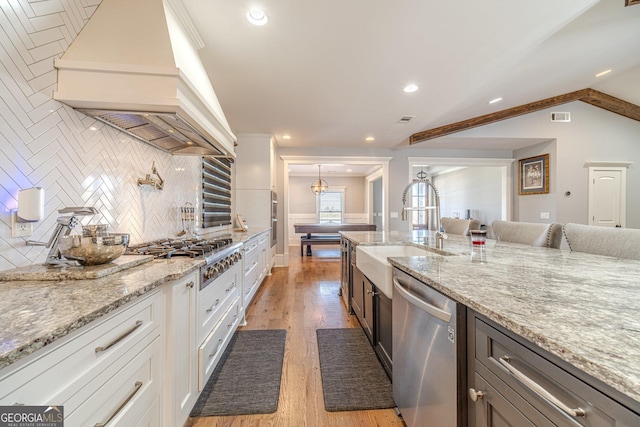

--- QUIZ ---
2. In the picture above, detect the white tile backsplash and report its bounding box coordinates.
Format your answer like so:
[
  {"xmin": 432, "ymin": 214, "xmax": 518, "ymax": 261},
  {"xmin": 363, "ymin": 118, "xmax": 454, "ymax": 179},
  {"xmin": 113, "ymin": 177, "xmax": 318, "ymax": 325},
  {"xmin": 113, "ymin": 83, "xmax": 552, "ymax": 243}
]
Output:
[{"xmin": 0, "ymin": 0, "xmax": 208, "ymax": 271}]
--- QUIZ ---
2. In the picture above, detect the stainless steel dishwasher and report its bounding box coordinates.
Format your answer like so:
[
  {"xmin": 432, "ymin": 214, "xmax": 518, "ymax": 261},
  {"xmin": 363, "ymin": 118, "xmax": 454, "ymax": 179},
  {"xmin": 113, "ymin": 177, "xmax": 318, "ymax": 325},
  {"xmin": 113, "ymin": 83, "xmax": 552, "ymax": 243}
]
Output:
[{"xmin": 392, "ymin": 267, "xmax": 465, "ymax": 427}]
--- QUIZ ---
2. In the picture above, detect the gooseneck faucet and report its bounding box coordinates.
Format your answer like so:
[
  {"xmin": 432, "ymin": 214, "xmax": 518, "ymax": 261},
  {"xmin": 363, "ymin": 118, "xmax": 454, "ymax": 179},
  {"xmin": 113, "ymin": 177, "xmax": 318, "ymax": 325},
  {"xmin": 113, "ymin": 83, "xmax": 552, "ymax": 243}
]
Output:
[
  {"xmin": 401, "ymin": 178, "xmax": 447, "ymax": 249},
  {"xmin": 27, "ymin": 206, "xmax": 99, "ymax": 266}
]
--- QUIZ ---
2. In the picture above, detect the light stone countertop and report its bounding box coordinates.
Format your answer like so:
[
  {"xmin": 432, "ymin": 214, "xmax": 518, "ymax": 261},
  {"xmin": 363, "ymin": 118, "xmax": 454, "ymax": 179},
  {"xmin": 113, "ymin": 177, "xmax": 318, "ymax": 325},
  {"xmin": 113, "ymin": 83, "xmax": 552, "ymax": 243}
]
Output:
[
  {"xmin": 341, "ymin": 230, "xmax": 640, "ymax": 407},
  {"xmin": 0, "ymin": 228, "xmax": 270, "ymax": 371}
]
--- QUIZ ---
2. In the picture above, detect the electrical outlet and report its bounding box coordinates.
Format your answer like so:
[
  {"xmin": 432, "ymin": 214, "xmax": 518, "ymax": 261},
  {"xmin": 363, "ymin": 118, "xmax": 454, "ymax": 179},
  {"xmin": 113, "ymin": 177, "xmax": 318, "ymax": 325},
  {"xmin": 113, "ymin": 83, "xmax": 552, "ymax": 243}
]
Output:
[
  {"xmin": 540, "ymin": 212, "xmax": 550, "ymax": 220},
  {"xmin": 11, "ymin": 211, "xmax": 33, "ymax": 238}
]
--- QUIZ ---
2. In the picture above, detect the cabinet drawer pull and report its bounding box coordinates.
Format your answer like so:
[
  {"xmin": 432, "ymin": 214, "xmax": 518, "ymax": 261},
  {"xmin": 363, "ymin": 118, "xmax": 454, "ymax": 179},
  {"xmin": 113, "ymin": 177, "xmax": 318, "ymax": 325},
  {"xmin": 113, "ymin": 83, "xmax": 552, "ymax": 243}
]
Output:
[
  {"xmin": 225, "ymin": 283, "xmax": 236, "ymax": 293},
  {"xmin": 95, "ymin": 320, "xmax": 143, "ymax": 353},
  {"xmin": 499, "ymin": 356, "xmax": 586, "ymax": 418},
  {"xmin": 186, "ymin": 281, "xmax": 195, "ymax": 289},
  {"xmin": 94, "ymin": 380, "xmax": 143, "ymax": 427},
  {"xmin": 227, "ymin": 314, "xmax": 238, "ymax": 328},
  {"xmin": 206, "ymin": 299, "xmax": 221, "ymax": 313},
  {"xmin": 209, "ymin": 339, "xmax": 224, "ymax": 358}
]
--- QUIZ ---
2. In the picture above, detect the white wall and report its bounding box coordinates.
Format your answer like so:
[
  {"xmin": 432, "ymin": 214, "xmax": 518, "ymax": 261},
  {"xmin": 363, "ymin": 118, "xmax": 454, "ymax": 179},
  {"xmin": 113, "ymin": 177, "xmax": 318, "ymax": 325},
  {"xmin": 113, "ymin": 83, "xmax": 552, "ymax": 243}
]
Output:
[
  {"xmin": 457, "ymin": 101, "xmax": 640, "ymax": 228},
  {"xmin": 433, "ymin": 167, "xmax": 503, "ymax": 227},
  {"xmin": 0, "ymin": 0, "xmax": 216, "ymax": 270},
  {"xmin": 288, "ymin": 175, "xmax": 366, "ymax": 215}
]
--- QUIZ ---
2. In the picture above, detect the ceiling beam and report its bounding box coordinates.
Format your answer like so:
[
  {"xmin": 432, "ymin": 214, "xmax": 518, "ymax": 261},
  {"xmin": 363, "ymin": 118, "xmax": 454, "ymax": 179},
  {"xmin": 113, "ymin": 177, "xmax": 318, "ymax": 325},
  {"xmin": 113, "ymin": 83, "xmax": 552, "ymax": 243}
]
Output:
[
  {"xmin": 625, "ymin": 0, "xmax": 640, "ymax": 7},
  {"xmin": 581, "ymin": 88, "xmax": 640, "ymax": 121},
  {"xmin": 410, "ymin": 88, "xmax": 640, "ymax": 144}
]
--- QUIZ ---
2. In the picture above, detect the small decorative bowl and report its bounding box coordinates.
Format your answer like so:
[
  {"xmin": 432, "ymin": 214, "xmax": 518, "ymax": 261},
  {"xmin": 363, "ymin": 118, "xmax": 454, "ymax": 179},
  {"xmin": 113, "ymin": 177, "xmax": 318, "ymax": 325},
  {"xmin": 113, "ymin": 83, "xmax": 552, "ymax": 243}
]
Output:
[{"xmin": 58, "ymin": 233, "xmax": 130, "ymax": 266}]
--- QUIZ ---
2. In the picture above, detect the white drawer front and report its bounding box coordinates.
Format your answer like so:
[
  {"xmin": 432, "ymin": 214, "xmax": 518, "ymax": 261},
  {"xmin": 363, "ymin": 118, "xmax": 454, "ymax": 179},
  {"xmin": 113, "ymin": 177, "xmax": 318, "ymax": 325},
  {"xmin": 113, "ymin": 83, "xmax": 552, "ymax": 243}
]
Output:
[
  {"xmin": 65, "ymin": 334, "xmax": 162, "ymax": 427},
  {"xmin": 0, "ymin": 290, "xmax": 163, "ymax": 406},
  {"xmin": 198, "ymin": 298, "xmax": 240, "ymax": 390},
  {"xmin": 197, "ymin": 265, "xmax": 240, "ymax": 344},
  {"xmin": 243, "ymin": 263, "xmax": 260, "ymax": 306}
]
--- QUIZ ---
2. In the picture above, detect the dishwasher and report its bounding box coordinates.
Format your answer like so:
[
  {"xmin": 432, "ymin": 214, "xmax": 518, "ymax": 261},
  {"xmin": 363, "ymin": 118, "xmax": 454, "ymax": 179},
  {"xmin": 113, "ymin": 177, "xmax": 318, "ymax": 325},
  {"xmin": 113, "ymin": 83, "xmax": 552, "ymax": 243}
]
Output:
[{"xmin": 392, "ymin": 267, "xmax": 466, "ymax": 427}]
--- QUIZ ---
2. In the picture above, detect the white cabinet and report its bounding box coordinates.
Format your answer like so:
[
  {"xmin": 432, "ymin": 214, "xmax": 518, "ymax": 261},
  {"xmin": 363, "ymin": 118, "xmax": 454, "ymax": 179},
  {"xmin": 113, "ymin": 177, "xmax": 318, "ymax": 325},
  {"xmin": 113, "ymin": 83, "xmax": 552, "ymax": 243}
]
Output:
[
  {"xmin": 235, "ymin": 133, "xmax": 277, "ymax": 268},
  {"xmin": 241, "ymin": 231, "xmax": 272, "ymax": 315},
  {"xmin": 163, "ymin": 271, "xmax": 198, "ymax": 427},
  {"xmin": 197, "ymin": 262, "xmax": 241, "ymax": 390},
  {"xmin": 0, "ymin": 290, "xmax": 164, "ymax": 427},
  {"xmin": 235, "ymin": 133, "xmax": 276, "ymax": 190}
]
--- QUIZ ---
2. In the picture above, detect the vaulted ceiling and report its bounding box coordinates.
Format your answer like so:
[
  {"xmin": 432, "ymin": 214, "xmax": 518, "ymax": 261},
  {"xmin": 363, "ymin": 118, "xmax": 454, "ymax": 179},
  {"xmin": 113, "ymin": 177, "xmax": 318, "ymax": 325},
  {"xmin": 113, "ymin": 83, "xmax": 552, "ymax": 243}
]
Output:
[{"xmin": 183, "ymin": 0, "xmax": 640, "ymax": 151}]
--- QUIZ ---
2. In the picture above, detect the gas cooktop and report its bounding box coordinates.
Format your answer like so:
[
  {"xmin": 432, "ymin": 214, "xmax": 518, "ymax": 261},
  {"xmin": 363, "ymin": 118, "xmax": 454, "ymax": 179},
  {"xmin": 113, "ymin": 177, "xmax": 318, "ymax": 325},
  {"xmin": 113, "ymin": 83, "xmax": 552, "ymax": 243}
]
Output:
[{"xmin": 124, "ymin": 237, "xmax": 233, "ymax": 259}]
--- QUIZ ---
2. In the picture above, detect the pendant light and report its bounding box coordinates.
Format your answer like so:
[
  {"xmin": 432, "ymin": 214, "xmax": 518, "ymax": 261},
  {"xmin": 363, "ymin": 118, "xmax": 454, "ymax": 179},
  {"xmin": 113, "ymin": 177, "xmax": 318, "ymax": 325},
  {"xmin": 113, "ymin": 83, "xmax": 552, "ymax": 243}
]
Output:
[{"xmin": 311, "ymin": 165, "xmax": 328, "ymax": 195}]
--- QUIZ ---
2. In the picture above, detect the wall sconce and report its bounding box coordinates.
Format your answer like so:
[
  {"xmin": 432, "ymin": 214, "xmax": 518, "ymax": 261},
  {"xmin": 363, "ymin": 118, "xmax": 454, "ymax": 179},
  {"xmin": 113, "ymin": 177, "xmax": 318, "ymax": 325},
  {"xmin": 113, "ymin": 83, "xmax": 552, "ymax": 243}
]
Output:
[
  {"xmin": 11, "ymin": 187, "xmax": 44, "ymax": 238},
  {"xmin": 17, "ymin": 187, "xmax": 45, "ymax": 221},
  {"xmin": 310, "ymin": 165, "xmax": 328, "ymax": 195}
]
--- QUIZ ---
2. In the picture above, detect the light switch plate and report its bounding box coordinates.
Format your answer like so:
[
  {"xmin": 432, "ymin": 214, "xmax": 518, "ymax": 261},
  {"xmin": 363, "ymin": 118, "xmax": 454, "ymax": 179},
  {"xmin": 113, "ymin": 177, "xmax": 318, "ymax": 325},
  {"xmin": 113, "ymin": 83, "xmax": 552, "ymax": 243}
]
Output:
[
  {"xmin": 540, "ymin": 212, "xmax": 550, "ymax": 220},
  {"xmin": 11, "ymin": 211, "xmax": 33, "ymax": 238},
  {"xmin": 390, "ymin": 212, "xmax": 399, "ymax": 218}
]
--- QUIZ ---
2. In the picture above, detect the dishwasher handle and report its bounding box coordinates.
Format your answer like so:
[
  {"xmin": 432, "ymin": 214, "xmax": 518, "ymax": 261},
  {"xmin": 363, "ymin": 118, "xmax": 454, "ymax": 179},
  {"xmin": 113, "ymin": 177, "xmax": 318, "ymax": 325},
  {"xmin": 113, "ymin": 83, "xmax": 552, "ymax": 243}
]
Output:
[{"xmin": 393, "ymin": 277, "xmax": 452, "ymax": 323}]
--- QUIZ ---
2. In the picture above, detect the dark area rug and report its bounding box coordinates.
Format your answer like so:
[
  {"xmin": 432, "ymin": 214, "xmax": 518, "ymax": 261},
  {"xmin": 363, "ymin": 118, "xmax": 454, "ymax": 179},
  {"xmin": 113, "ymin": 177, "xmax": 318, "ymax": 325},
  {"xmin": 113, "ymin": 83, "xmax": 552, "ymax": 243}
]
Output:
[
  {"xmin": 190, "ymin": 329, "xmax": 286, "ymax": 417},
  {"xmin": 316, "ymin": 328, "xmax": 395, "ymax": 412}
]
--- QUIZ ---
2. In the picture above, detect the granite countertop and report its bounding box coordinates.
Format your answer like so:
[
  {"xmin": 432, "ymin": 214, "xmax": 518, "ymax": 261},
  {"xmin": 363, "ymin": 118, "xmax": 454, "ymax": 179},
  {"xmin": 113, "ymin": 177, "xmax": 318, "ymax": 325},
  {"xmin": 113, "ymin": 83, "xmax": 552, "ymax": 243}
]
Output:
[
  {"xmin": 342, "ymin": 230, "xmax": 640, "ymax": 406},
  {"xmin": 0, "ymin": 228, "xmax": 270, "ymax": 371}
]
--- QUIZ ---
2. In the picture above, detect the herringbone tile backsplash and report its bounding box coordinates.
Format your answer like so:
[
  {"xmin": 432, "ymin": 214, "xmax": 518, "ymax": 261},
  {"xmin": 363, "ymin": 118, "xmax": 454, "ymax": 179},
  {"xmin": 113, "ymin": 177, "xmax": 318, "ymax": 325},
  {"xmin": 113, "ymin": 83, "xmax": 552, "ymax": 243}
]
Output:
[{"xmin": 0, "ymin": 0, "xmax": 213, "ymax": 270}]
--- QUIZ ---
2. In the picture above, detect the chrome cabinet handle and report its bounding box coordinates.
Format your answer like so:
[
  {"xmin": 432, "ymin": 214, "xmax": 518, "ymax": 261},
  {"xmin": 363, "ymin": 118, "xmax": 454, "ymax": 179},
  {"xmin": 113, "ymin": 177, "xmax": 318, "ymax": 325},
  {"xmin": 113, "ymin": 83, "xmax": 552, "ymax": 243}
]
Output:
[
  {"xmin": 209, "ymin": 339, "xmax": 223, "ymax": 358},
  {"xmin": 392, "ymin": 277, "xmax": 452, "ymax": 323},
  {"xmin": 228, "ymin": 314, "xmax": 238, "ymax": 328},
  {"xmin": 95, "ymin": 320, "xmax": 143, "ymax": 353},
  {"xmin": 94, "ymin": 380, "xmax": 143, "ymax": 427},
  {"xmin": 468, "ymin": 388, "xmax": 485, "ymax": 402},
  {"xmin": 206, "ymin": 299, "xmax": 220, "ymax": 312},
  {"xmin": 499, "ymin": 356, "xmax": 586, "ymax": 418}
]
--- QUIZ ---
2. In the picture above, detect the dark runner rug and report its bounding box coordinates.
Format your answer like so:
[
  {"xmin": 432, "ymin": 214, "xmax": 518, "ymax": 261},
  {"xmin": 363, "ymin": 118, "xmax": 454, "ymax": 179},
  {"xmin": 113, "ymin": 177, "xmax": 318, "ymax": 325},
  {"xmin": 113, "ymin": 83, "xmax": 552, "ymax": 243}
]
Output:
[
  {"xmin": 316, "ymin": 328, "xmax": 395, "ymax": 412},
  {"xmin": 190, "ymin": 329, "xmax": 286, "ymax": 417}
]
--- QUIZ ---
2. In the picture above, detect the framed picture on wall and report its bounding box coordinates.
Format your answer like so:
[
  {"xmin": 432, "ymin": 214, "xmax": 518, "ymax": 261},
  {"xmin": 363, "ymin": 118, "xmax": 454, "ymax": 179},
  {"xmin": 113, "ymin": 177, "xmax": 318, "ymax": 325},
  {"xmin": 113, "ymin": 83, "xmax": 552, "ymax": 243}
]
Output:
[{"xmin": 518, "ymin": 154, "xmax": 549, "ymax": 195}]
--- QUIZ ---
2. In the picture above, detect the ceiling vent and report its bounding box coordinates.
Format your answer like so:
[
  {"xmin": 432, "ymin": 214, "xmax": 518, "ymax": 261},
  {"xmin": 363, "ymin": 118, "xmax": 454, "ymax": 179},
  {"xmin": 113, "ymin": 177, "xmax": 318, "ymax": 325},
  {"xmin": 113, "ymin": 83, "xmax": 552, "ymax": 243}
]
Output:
[
  {"xmin": 398, "ymin": 115, "xmax": 416, "ymax": 124},
  {"xmin": 550, "ymin": 112, "xmax": 571, "ymax": 122}
]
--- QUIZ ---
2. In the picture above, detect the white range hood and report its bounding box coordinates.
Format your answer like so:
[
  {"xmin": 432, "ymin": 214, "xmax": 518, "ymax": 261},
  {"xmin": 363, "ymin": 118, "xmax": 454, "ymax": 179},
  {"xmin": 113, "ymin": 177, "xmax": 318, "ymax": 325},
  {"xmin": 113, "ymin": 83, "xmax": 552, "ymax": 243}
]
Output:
[{"xmin": 53, "ymin": 0, "xmax": 236, "ymax": 157}]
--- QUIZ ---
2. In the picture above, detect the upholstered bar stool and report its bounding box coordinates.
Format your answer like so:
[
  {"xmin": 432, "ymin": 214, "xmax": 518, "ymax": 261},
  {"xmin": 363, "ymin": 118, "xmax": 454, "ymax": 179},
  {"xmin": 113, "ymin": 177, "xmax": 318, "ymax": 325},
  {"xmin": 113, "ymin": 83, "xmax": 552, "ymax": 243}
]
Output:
[
  {"xmin": 562, "ymin": 223, "xmax": 640, "ymax": 260},
  {"xmin": 491, "ymin": 220, "xmax": 563, "ymax": 249},
  {"xmin": 441, "ymin": 217, "xmax": 481, "ymax": 236}
]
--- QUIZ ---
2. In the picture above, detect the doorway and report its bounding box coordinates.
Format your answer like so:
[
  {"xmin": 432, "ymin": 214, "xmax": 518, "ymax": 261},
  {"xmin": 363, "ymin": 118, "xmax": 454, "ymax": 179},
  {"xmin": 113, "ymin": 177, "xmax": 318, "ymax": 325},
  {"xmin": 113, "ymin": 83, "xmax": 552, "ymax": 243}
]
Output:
[{"xmin": 280, "ymin": 156, "xmax": 392, "ymax": 267}]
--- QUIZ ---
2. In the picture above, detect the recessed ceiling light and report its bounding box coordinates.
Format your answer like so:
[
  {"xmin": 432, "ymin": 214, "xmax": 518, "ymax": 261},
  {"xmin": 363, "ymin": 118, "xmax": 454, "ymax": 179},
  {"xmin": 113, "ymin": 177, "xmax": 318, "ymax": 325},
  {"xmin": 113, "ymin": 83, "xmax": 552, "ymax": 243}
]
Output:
[
  {"xmin": 247, "ymin": 8, "xmax": 268, "ymax": 26},
  {"xmin": 89, "ymin": 126, "xmax": 97, "ymax": 131},
  {"xmin": 365, "ymin": 136, "xmax": 375, "ymax": 142},
  {"xmin": 488, "ymin": 97, "xmax": 503, "ymax": 104},
  {"xmin": 595, "ymin": 69, "xmax": 612, "ymax": 78},
  {"xmin": 346, "ymin": 169, "xmax": 353, "ymax": 172},
  {"xmin": 403, "ymin": 84, "xmax": 419, "ymax": 93},
  {"xmin": 282, "ymin": 134, "xmax": 291, "ymax": 140}
]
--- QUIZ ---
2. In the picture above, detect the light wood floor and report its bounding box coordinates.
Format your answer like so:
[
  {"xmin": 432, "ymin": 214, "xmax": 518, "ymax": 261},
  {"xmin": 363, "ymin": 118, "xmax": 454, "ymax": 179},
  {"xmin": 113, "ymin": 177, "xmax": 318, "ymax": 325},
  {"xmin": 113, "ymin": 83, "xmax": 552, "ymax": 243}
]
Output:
[{"xmin": 185, "ymin": 246, "xmax": 405, "ymax": 427}]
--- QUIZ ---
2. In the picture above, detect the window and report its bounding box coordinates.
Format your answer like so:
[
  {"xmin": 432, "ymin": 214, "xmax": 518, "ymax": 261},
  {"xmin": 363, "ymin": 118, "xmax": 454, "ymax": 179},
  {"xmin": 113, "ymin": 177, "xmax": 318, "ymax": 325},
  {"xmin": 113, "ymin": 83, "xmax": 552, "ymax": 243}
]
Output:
[
  {"xmin": 411, "ymin": 181, "xmax": 428, "ymax": 228},
  {"xmin": 317, "ymin": 189, "xmax": 344, "ymax": 224}
]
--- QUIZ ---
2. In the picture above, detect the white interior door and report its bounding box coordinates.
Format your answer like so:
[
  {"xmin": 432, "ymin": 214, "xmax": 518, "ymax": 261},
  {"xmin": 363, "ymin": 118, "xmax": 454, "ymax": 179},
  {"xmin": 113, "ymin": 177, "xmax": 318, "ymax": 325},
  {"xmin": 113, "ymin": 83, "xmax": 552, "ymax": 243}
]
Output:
[{"xmin": 588, "ymin": 167, "xmax": 626, "ymax": 227}]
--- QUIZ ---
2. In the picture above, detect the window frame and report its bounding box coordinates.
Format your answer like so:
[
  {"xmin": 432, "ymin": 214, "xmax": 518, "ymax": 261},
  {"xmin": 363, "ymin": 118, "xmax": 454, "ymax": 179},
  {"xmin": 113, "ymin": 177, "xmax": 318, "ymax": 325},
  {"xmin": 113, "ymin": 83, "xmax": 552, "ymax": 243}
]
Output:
[{"xmin": 316, "ymin": 186, "xmax": 346, "ymax": 224}]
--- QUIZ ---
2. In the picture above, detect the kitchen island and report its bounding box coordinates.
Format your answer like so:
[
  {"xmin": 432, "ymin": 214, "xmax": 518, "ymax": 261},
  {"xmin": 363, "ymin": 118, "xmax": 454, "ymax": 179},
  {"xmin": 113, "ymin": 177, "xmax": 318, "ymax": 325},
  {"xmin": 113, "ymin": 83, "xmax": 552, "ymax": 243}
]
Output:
[{"xmin": 341, "ymin": 230, "xmax": 640, "ymax": 416}]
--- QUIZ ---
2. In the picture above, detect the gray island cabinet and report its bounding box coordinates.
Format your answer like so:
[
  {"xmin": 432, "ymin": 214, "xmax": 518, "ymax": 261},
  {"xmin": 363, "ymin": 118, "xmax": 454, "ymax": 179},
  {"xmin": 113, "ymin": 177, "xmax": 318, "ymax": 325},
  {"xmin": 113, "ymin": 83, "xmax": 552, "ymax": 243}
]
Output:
[
  {"xmin": 468, "ymin": 311, "xmax": 639, "ymax": 427},
  {"xmin": 340, "ymin": 230, "xmax": 640, "ymax": 427}
]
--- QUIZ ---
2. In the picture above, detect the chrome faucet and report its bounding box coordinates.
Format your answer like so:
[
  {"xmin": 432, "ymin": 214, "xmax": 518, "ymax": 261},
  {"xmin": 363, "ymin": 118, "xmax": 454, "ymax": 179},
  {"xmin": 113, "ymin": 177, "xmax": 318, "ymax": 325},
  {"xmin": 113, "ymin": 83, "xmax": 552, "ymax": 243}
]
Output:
[
  {"xmin": 401, "ymin": 178, "xmax": 446, "ymax": 249},
  {"xmin": 27, "ymin": 206, "xmax": 99, "ymax": 266},
  {"xmin": 435, "ymin": 230, "xmax": 447, "ymax": 250}
]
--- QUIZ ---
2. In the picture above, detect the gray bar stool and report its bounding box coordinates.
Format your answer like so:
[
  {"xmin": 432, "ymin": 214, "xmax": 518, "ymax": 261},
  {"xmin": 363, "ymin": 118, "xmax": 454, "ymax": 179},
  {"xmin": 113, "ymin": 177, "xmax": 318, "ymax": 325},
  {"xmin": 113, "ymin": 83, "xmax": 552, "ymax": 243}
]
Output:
[
  {"xmin": 441, "ymin": 217, "xmax": 481, "ymax": 236},
  {"xmin": 491, "ymin": 220, "xmax": 563, "ymax": 248},
  {"xmin": 563, "ymin": 223, "xmax": 640, "ymax": 260}
]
